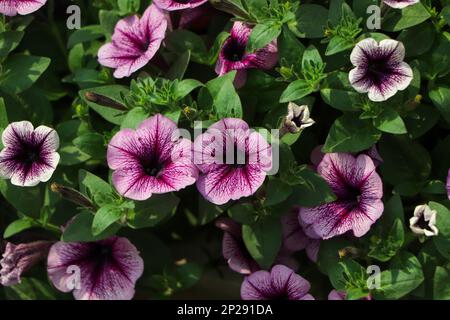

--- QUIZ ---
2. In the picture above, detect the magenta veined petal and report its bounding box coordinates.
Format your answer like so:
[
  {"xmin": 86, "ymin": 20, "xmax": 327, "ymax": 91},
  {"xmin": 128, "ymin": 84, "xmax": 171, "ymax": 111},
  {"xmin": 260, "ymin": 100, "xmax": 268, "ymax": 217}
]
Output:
[
  {"xmin": 98, "ymin": 4, "xmax": 168, "ymax": 78},
  {"xmin": 0, "ymin": 0, "xmax": 47, "ymax": 16},
  {"xmin": 107, "ymin": 114, "xmax": 198, "ymax": 201},
  {"xmin": 0, "ymin": 121, "xmax": 60, "ymax": 187},
  {"xmin": 349, "ymin": 38, "xmax": 413, "ymax": 102},
  {"xmin": 241, "ymin": 265, "xmax": 314, "ymax": 300},
  {"xmin": 153, "ymin": 0, "xmax": 208, "ymax": 11},
  {"xmin": 215, "ymin": 21, "xmax": 278, "ymax": 88},
  {"xmin": 300, "ymin": 153, "xmax": 384, "ymax": 239},
  {"xmin": 383, "ymin": 0, "xmax": 420, "ymax": 9},
  {"xmin": 47, "ymin": 237, "xmax": 144, "ymax": 300},
  {"xmin": 194, "ymin": 118, "xmax": 272, "ymax": 205}
]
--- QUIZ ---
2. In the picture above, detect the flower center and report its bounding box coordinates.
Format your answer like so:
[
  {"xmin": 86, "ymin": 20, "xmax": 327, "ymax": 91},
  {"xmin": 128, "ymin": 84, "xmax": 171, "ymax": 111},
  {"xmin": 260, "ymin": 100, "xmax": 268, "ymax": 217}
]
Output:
[
  {"xmin": 366, "ymin": 56, "xmax": 392, "ymax": 84},
  {"xmin": 223, "ymin": 38, "xmax": 246, "ymax": 62},
  {"xmin": 16, "ymin": 143, "xmax": 42, "ymax": 165},
  {"xmin": 140, "ymin": 157, "xmax": 164, "ymax": 177},
  {"xmin": 292, "ymin": 114, "xmax": 304, "ymax": 128},
  {"xmin": 342, "ymin": 184, "xmax": 362, "ymax": 208},
  {"xmin": 416, "ymin": 215, "xmax": 433, "ymax": 232}
]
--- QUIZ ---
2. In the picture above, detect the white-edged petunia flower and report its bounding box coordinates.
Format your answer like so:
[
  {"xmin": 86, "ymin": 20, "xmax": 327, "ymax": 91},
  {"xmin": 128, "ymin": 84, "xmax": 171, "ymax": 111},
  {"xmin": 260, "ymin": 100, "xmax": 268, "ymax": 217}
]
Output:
[
  {"xmin": 383, "ymin": 0, "xmax": 420, "ymax": 9},
  {"xmin": 409, "ymin": 204, "xmax": 439, "ymax": 237},
  {"xmin": 0, "ymin": 121, "xmax": 60, "ymax": 187},
  {"xmin": 349, "ymin": 38, "xmax": 413, "ymax": 102},
  {"xmin": 284, "ymin": 103, "xmax": 315, "ymax": 134}
]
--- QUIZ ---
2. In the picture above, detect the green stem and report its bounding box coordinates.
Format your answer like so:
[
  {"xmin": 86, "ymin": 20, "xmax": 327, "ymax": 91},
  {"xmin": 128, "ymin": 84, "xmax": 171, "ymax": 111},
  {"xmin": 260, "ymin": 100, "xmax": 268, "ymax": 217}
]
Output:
[{"xmin": 38, "ymin": 221, "xmax": 62, "ymax": 235}]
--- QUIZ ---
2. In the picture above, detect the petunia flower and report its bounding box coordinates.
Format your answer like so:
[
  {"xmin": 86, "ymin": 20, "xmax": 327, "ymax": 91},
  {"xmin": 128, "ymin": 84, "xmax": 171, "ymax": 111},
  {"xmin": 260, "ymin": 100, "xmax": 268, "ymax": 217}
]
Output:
[
  {"xmin": 282, "ymin": 209, "xmax": 321, "ymax": 263},
  {"xmin": 0, "ymin": 0, "xmax": 47, "ymax": 16},
  {"xmin": 153, "ymin": 0, "xmax": 208, "ymax": 11},
  {"xmin": 310, "ymin": 145, "xmax": 383, "ymax": 169},
  {"xmin": 282, "ymin": 103, "xmax": 315, "ymax": 135},
  {"xmin": 300, "ymin": 153, "xmax": 384, "ymax": 240},
  {"xmin": 349, "ymin": 38, "xmax": 413, "ymax": 102},
  {"xmin": 98, "ymin": 4, "xmax": 167, "ymax": 79},
  {"xmin": 0, "ymin": 121, "xmax": 60, "ymax": 187},
  {"xmin": 409, "ymin": 204, "xmax": 439, "ymax": 237},
  {"xmin": 383, "ymin": 0, "xmax": 420, "ymax": 9},
  {"xmin": 107, "ymin": 114, "xmax": 198, "ymax": 201},
  {"xmin": 241, "ymin": 265, "xmax": 314, "ymax": 300},
  {"xmin": 216, "ymin": 22, "xmax": 278, "ymax": 88},
  {"xmin": 216, "ymin": 216, "xmax": 302, "ymax": 275},
  {"xmin": 47, "ymin": 237, "xmax": 144, "ymax": 300},
  {"xmin": 1, "ymin": 241, "xmax": 53, "ymax": 286},
  {"xmin": 194, "ymin": 118, "xmax": 272, "ymax": 205}
]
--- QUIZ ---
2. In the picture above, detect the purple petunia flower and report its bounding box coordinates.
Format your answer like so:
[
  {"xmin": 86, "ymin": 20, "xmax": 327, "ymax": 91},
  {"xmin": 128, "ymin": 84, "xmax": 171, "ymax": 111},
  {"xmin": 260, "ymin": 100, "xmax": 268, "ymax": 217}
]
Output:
[
  {"xmin": 241, "ymin": 265, "xmax": 314, "ymax": 300},
  {"xmin": 47, "ymin": 237, "xmax": 144, "ymax": 300},
  {"xmin": 1, "ymin": 241, "xmax": 53, "ymax": 286},
  {"xmin": 282, "ymin": 209, "xmax": 321, "ymax": 263},
  {"xmin": 300, "ymin": 153, "xmax": 384, "ymax": 240},
  {"xmin": 98, "ymin": 4, "xmax": 167, "ymax": 79},
  {"xmin": 216, "ymin": 22, "xmax": 278, "ymax": 88},
  {"xmin": 107, "ymin": 114, "xmax": 198, "ymax": 201},
  {"xmin": 153, "ymin": 0, "xmax": 208, "ymax": 11},
  {"xmin": 194, "ymin": 118, "xmax": 272, "ymax": 205},
  {"xmin": 215, "ymin": 217, "xmax": 260, "ymax": 275},
  {"xmin": 349, "ymin": 38, "xmax": 413, "ymax": 102},
  {"xmin": 383, "ymin": 0, "xmax": 420, "ymax": 9},
  {"xmin": 0, "ymin": 121, "xmax": 60, "ymax": 187},
  {"xmin": 0, "ymin": 0, "xmax": 47, "ymax": 16}
]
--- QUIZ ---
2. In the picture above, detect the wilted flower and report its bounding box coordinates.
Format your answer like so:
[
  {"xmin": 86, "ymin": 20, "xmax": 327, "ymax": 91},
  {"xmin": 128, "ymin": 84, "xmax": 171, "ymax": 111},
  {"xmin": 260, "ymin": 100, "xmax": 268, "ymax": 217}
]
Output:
[
  {"xmin": 153, "ymin": 0, "xmax": 208, "ymax": 11},
  {"xmin": 215, "ymin": 217, "xmax": 260, "ymax": 275},
  {"xmin": 98, "ymin": 4, "xmax": 167, "ymax": 78},
  {"xmin": 409, "ymin": 204, "xmax": 439, "ymax": 237},
  {"xmin": 216, "ymin": 22, "xmax": 278, "ymax": 88},
  {"xmin": 241, "ymin": 265, "xmax": 314, "ymax": 300},
  {"xmin": 194, "ymin": 118, "xmax": 272, "ymax": 205},
  {"xmin": 282, "ymin": 103, "xmax": 315, "ymax": 134},
  {"xmin": 349, "ymin": 38, "xmax": 413, "ymax": 102},
  {"xmin": 0, "ymin": 0, "xmax": 47, "ymax": 16},
  {"xmin": 383, "ymin": 0, "xmax": 420, "ymax": 9},
  {"xmin": 107, "ymin": 114, "xmax": 198, "ymax": 201},
  {"xmin": 0, "ymin": 121, "xmax": 60, "ymax": 187},
  {"xmin": 1, "ymin": 241, "xmax": 53, "ymax": 286},
  {"xmin": 47, "ymin": 237, "xmax": 144, "ymax": 300},
  {"xmin": 282, "ymin": 209, "xmax": 321, "ymax": 262},
  {"xmin": 300, "ymin": 153, "xmax": 384, "ymax": 239}
]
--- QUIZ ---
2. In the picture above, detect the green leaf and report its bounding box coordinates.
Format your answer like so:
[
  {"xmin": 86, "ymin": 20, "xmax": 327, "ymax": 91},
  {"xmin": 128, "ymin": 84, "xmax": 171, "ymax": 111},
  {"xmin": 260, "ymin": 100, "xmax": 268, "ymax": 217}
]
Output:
[
  {"xmin": 4, "ymin": 218, "xmax": 37, "ymax": 238},
  {"xmin": 79, "ymin": 85, "xmax": 128, "ymax": 125},
  {"xmin": 292, "ymin": 169, "xmax": 336, "ymax": 207},
  {"xmin": 92, "ymin": 204, "xmax": 123, "ymax": 236},
  {"xmin": 323, "ymin": 113, "xmax": 381, "ymax": 153},
  {"xmin": 128, "ymin": 193, "xmax": 180, "ymax": 229},
  {"xmin": 247, "ymin": 23, "xmax": 281, "ymax": 52},
  {"xmin": 280, "ymin": 79, "xmax": 313, "ymax": 103},
  {"xmin": 121, "ymin": 107, "xmax": 149, "ymax": 129},
  {"xmin": 320, "ymin": 88, "xmax": 360, "ymax": 111},
  {"xmin": 242, "ymin": 218, "xmax": 282, "ymax": 269},
  {"xmin": 373, "ymin": 107, "xmax": 407, "ymax": 134},
  {"xmin": 382, "ymin": 3, "xmax": 431, "ymax": 31},
  {"xmin": 373, "ymin": 251, "xmax": 424, "ymax": 299},
  {"xmin": 368, "ymin": 219, "xmax": 404, "ymax": 262},
  {"xmin": 328, "ymin": 259, "xmax": 369, "ymax": 300},
  {"xmin": 62, "ymin": 212, "xmax": 121, "ymax": 242},
  {"xmin": 166, "ymin": 50, "xmax": 191, "ymax": 80},
  {"xmin": 165, "ymin": 30, "xmax": 208, "ymax": 64},
  {"xmin": 430, "ymin": 201, "xmax": 450, "ymax": 259},
  {"xmin": 433, "ymin": 267, "xmax": 450, "ymax": 300},
  {"xmin": 5, "ymin": 278, "xmax": 57, "ymax": 300},
  {"xmin": 67, "ymin": 25, "xmax": 104, "ymax": 48},
  {"xmin": 404, "ymin": 104, "xmax": 439, "ymax": 139},
  {"xmin": 228, "ymin": 203, "xmax": 257, "ymax": 225},
  {"xmin": 0, "ymin": 55, "xmax": 50, "ymax": 94},
  {"xmin": 0, "ymin": 180, "xmax": 42, "ymax": 217},
  {"xmin": 264, "ymin": 179, "xmax": 293, "ymax": 206},
  {"xmin": 325, "ymin": 36, "xmax": 354, "ymax": 56},
  {"xmin": 206, "ymin": 71, "xmax": 243, "ymax": 118},
  {"xmin": 429, "ymin": 86, "xmax": 450, "ymax": 124},
  {"xmin": 278, "ymin": 26, "xmax": 305, "ymax": 67},
  {"xmin": 295, "ymin": 4, "xmax": 328, "ymax": 38},
  {"xmin": 174, "ymin": 79, "xmax": 203, "ymax": 100},
  {"xmin": 0, "ymin": 31, "xmax": 24, "ymax": 57},
  {"xmin": 59, "ymin": 144, "xmax": 90, "ymax": 166},
  {"xmin": 117, "ymin": 0, "xmax": 140, "ymax": 15},
  {"xmin": 397, "ymin": 22, "xmax": 435, "ymax": 57},
  {"xmin": 73, "ymin": 132, "xmax": 105, "ymax": 159},
  {"xmin": 78, "ymin": 170, "xmax": 115, "ymax": 207}
]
